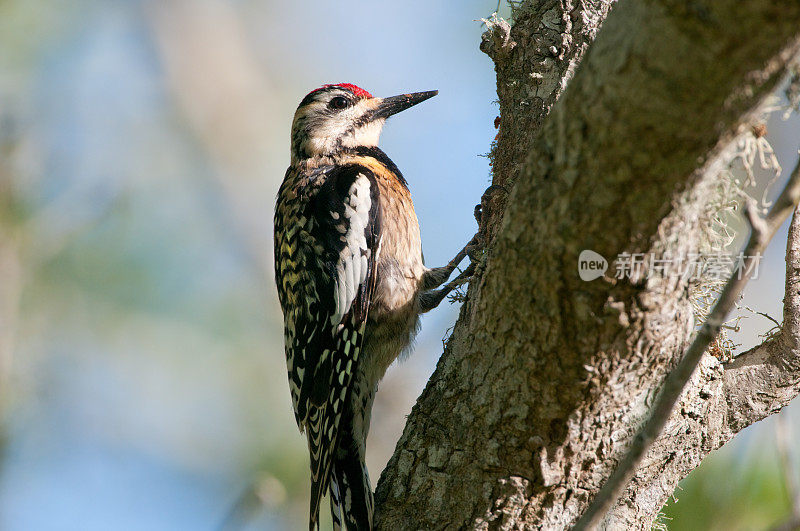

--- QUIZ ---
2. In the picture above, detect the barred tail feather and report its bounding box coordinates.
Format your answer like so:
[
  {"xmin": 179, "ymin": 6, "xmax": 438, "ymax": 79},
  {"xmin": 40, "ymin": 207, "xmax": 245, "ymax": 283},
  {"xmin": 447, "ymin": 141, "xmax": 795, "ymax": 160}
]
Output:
[
  {"xmin": 309, "ymin": 468, "xmax": 345, "ymax": 531},
  {"xmin": 309, "ymin": 478, "xmax": 323, "ymax": 531},
  {"xmin": 308, "ymin": 403, "xmax": 338, "ymax": 531},
  {"xmin": 333, "ymin": 436, "xmax": 373, "ymax": 530},
  {"xmin": 330, "ymin": 476, "xmax": 343, "ymax": 531}
]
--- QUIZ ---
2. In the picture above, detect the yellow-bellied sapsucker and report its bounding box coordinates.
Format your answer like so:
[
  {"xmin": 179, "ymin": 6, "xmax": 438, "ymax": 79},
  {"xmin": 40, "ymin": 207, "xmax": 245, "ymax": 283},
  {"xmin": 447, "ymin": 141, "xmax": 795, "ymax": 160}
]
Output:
[{"xmin": 274, "ymin": 83, "xmax": 476, "ymax": 530}]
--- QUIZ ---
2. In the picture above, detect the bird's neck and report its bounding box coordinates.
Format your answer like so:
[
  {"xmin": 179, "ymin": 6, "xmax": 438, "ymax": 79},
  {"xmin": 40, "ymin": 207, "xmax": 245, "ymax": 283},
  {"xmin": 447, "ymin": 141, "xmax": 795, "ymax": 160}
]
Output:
[
  {"xmin": 289, "ymin": 145, "xmax": 408, "ymax": 192},
  {"xmin": 293, "ymin": 145, "xmax": 383, "ymax": 170}
]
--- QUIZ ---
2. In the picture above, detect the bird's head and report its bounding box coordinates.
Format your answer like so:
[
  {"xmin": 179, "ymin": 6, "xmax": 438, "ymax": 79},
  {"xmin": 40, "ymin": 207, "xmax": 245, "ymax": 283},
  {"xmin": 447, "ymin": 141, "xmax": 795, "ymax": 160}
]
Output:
[{"xmin": 290, "ymin": 83, "xmax": 437, "ymax": 163}]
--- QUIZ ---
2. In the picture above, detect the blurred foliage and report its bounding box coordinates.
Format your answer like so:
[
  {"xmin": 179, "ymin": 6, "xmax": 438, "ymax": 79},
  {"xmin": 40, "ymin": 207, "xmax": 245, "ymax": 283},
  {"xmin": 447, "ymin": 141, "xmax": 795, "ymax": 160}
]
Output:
[{"xmin": 662, "ymin": 433, "xmax": 794, "ymax": 531}]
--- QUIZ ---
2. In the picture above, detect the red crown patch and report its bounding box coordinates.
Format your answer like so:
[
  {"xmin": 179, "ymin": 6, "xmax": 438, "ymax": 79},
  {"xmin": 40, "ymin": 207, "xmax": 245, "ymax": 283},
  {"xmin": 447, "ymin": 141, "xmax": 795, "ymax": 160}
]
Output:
[{"xmin": 304, "ymin": 83, "xmax": 373, "ymax": 100}]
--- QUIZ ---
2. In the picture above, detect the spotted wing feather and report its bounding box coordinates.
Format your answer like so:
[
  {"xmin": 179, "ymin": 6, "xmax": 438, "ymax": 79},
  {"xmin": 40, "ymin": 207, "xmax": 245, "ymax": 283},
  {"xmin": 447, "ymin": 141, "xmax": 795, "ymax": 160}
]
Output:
[{"xmin": 274, "ymin": 163, "xmax": 381, "ymax": 530}]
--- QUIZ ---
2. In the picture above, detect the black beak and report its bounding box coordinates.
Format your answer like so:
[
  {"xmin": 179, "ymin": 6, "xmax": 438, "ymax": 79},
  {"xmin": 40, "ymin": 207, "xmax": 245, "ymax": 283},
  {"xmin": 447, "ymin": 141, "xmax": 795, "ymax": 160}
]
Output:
[{"xmin": 372, "ymin": 90, "xmax": 438, "ymax": 120}]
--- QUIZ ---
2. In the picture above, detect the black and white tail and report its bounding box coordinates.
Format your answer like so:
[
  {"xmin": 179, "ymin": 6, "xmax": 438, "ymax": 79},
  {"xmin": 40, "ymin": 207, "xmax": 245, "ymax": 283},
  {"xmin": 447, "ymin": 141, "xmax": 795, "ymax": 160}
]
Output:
[
  {"xmin": 330, "ymin": 427, "xmax": 373, "ymax": 531},
  {"xmin": 307, "ymin": 399, "xmax": 374, "ymax": 531}
]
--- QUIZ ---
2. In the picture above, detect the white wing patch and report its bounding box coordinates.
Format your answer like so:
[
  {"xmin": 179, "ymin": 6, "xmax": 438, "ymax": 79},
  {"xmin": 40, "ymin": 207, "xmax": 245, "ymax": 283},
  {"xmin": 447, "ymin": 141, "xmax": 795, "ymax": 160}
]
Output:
[{"xmin": 332, "ymin": 174, "xmax": 372, "ymax": 325}]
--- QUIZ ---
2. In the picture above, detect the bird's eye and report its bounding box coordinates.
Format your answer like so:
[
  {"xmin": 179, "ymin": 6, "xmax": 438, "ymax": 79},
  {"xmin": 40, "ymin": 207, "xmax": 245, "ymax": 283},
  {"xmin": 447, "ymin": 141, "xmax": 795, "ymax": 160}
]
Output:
[{"xmin": 329, "ymin": 96, "xmax": 350, "ymax": 110}]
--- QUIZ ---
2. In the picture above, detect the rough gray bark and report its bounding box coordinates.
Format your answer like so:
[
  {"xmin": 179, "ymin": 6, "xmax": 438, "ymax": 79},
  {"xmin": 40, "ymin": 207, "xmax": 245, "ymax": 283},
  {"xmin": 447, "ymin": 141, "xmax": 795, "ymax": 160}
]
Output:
[
  {"xmin": 374, "ymin": 1, "xmax": 800, "ymax": 529},
  {"xmin": 578, "ymin": 160, "xmax": 800, "ymax": 530}
]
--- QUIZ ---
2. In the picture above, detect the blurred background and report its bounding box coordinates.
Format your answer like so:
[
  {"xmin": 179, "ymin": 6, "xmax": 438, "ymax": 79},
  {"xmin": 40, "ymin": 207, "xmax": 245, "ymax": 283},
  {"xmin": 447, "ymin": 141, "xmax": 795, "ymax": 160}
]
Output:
[{"xmin": 0, "ymin": 1, "xmax": 798, "ymax": 530}]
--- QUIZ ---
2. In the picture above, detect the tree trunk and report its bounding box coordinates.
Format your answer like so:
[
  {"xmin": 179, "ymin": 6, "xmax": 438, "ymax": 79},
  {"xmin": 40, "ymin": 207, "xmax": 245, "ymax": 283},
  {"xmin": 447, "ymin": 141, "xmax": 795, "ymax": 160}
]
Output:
[{"xmin": 374, "ymin": 1, "xmax": 800, "ymax": 529}]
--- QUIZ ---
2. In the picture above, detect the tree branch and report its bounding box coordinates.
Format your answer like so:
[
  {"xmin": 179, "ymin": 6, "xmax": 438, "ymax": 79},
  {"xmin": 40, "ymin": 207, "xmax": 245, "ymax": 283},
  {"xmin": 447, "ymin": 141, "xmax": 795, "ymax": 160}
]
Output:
[
  {"xmin": 574, "ymin": 155, "xmax": 800, "ymax": 530},
  {"xmin": 375, "ymin": 0, "xmax": 800, "ymax": 528},
  {"xmin": 477, "ymin": 0, "xmax": 619, "ymax": 243},
  {"xmin": 603, "ymin": 196, "xmax": 800, "ymax": 528}
]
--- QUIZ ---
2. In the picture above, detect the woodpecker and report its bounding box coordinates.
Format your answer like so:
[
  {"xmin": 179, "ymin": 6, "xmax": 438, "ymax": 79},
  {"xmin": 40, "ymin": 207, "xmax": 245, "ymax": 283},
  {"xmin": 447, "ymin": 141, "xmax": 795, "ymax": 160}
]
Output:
[{"xmin": 274, "ymin": 83, "xmax": 476, "ymax": 530}]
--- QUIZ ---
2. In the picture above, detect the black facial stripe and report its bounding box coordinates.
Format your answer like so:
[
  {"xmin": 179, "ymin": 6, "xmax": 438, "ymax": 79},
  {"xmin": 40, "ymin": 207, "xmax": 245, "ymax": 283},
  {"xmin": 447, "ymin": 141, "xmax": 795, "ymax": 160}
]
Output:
[
  {"xmin": 353, "ymin": 110, "xmax": 376, "ymax": 128},
  {"xmin": 298, "ymin": 90, "xmax": 323, "ymax": 109},
  {"xmin": 297, "ymin": 88, "xmax": 355, "ymax": 110}
]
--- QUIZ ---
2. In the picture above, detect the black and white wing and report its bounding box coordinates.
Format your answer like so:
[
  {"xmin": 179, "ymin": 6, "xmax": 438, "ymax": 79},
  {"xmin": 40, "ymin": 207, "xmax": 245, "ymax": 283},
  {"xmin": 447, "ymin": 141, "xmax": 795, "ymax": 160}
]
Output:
[{"xmin": 274, "ymin": 163, "xmax": 381, "ymax": 530}]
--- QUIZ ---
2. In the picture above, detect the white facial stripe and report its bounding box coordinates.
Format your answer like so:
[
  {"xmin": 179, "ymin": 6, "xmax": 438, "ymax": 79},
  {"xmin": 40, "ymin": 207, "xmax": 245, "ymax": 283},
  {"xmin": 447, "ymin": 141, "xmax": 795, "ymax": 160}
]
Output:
[
  {"xmin": 340, "ymin": 119, "xmax": 385, "ymax": 149},
  {"xmin": 294, "ymin": 96, "xmax": 384, "ymax": 159}
]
